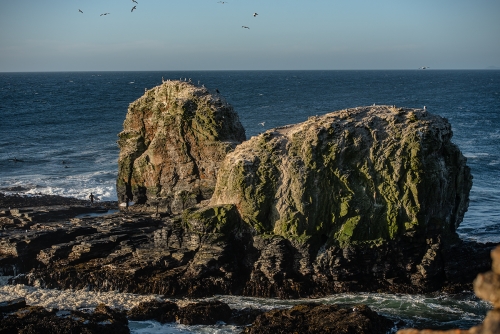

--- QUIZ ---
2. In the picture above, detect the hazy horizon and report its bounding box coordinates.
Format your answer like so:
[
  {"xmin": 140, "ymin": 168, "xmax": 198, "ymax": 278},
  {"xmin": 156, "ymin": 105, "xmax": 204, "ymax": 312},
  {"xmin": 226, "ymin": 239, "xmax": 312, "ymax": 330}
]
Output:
[
  {"xmin": 1, "ymin": 0, "xmax": 499, "ymax": 72},
  {"xmin": 1, "ymin": 69, "xmax": 499, "ymax": 74}
]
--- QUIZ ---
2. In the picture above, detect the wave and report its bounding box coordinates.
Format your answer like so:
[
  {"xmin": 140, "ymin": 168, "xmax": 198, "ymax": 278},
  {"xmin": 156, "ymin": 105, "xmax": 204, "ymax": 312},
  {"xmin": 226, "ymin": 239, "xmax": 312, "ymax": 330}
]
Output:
[{"xmin": 0, "ymin": 279, "xmax": 490, "ymax": 333}]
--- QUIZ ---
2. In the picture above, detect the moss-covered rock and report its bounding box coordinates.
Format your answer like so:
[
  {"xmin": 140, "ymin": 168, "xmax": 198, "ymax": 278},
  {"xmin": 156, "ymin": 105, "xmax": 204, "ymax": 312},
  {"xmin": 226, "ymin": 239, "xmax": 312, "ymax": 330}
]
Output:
[
  {"xmin": 211, "ymin": 105, "xmax": 471, "ymax": 246},
  {"xmin": 117, "ymin": 80, "xmax": 245, "ymax": 213}
]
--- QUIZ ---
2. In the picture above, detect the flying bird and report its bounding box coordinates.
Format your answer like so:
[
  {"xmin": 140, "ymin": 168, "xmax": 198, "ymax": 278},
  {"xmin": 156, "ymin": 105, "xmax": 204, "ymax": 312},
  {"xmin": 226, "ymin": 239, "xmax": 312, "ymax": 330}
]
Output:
[
  {"xmin": 259, "ymin": 122, "xmax": 265, "ymax": 126},
  {"xmin": 218, "ymin": 1, "xmax": 228, "ymax": 3},
  {"xmin": 79, "ymin": 9, "xmax": 83, "ymax": 13},
  {"xmin": 242, "ymin": 25, "xmax": 250, "ymax": 29},
  {"xmin": 253, "ymin": 12, "xmax": 258, "ymax": 17},
  {"xmin": 100, "ymin": 13, "xmax": 110, "ymax": 16},
  {"xmin": 131, "ymin": 6, "xmax": 136, "ymax": 12},
  {"xmin": 132, "ymin": 0, "xmax": 138, "ymax": 3}
]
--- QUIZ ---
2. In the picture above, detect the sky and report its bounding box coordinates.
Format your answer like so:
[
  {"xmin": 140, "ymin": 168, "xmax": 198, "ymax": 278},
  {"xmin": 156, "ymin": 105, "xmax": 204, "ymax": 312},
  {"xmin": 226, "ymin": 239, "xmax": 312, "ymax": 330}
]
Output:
[{"xmin": 0, "ymin": 0, "xmax": 499, "ymax": 71}]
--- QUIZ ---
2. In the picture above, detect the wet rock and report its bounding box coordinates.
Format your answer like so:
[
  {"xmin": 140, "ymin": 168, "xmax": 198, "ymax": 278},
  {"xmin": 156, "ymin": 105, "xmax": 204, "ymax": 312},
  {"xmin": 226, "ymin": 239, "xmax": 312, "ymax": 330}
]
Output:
[
  {"xmin": 0, "ymin": 298, "xmax": 26, "ymax": 313},
  {"xmin": 0, "ymin": 303, "xmax": 129, "ymax": 334},
  {"xmin": 242, "ymin": 303, "xmax": 394, "ymax": 334},
  {"xmin": 176, "ymin": 300, "xmax": 232, "ymax": 325},
  {"xmin": 127, "ymin": 299, "xmax": 178, "ymax": 323},
  {"xmin": 398, "ymin": 245, "xmax": 500, "ymax": 334},
  {"xmin": 229, "ymin": 308, "xmax": 265, "ymax": 326}
]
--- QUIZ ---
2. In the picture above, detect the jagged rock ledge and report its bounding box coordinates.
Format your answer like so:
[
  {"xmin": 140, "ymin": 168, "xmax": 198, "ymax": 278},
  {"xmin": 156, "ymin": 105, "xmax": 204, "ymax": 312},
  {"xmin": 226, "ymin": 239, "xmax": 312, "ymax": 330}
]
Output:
[
  {"xmin": 0, "ymin": 296, "xmax": 396, "ymax": 333},
  {"xmin": 0, "ymin": 199, "xmax": 494, "ymax": 298}
]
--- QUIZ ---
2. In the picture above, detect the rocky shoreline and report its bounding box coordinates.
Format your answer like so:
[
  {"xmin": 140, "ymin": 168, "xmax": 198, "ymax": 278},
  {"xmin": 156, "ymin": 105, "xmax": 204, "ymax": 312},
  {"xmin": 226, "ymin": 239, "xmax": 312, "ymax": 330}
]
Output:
[
  {"xmin": 0, "ymin": 193, "xmax": 496, "ymax": 333},
  {"xmin": 0, "ymin": 193, "xmax": 397, "ymax": 333},
  {"xmin": 1, "ymin": 82, "xmax": 498, "ymax": 333},
  {"xmin": 1, "ymin": 193, "xmax": 494, "ymax": 298}
]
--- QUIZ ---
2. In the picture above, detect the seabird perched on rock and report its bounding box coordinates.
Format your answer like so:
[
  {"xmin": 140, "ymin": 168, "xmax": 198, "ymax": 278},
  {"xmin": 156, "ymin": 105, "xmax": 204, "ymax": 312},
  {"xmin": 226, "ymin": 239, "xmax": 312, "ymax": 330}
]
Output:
[
  {"xmin": 242, "ymin": 25, "xmax": 250, "ymax": 29},
  {"xmin": 131, "ymin": 5, "xmax": 136, "ymax": 12},
  {"xmin": 79, "ymin": 9, "xmax": 83, "ymax": 13}
]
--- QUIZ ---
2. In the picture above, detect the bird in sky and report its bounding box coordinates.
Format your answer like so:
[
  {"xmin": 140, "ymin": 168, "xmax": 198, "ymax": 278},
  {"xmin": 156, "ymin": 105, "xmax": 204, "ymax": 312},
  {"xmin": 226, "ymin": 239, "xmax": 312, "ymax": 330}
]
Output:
[
  {"xmin": 218, "ymin": 1, "xmax": 228, "ymax": 3},
  {"xmin": 100, "ymin": 13, "xmax": 110, "ymax": 16},
  {"xmin": 253, "ymin": 12, "xmax": 258, "ymax": 17},
  {"xmin": 132, "ymin": 0, "xmax": 138, "ymax": 3},
  {"xmin": 131, "ymin": 6, "xmax": 136, "ymax": 12},
  {"xmin": 78, "ymin": 9, "xmax": 83, "ymax": 14},
  {"xmin": 242, "ymin": 26, "xmax": 250, "ymax": 29}
]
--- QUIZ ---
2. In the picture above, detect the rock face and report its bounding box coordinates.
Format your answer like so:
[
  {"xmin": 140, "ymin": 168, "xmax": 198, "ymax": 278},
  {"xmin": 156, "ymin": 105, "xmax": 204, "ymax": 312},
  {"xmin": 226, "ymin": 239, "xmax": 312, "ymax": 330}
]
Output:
[
  {"xmin": 4, "ymin": 200, "xmax": 493, "ymax": 298},
  {"xmin": 117, "ymin": 80, "xmax": 245, "ymax": 214},
  {"xmin": 212, "ymin": 105, "xmax": 471, "ymax": 245}
]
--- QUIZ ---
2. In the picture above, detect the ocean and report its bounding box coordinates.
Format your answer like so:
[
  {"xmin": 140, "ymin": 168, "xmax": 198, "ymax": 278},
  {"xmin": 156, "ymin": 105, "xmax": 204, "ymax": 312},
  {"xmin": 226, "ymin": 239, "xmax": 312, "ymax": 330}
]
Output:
[{"xmin": 0, "ymin": 70, "xmax": 499, "ymax": 332}]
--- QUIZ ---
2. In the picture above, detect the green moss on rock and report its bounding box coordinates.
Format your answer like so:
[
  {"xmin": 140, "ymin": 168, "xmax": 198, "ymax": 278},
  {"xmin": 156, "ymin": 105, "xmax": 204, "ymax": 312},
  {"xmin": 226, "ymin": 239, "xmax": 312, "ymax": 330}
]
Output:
[
  {"xmin": 116, "ymin": 81, "xmax": 246, "ymax": 213},
  {"xmin": 211, "ymin": 106, "xmax": 472, "ymax": 246}
]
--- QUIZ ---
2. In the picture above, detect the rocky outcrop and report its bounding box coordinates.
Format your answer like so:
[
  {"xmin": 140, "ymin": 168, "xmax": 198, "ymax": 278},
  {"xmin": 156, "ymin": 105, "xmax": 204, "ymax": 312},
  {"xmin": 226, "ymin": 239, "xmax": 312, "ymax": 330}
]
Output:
[
  {"xmin": 398, "ymin": 245, "xmax": 500, "ymax": 334},
  {"xmin": 0, "ymin": 102, "xmax": 490, "ymax": 299},
  {"xmin": 0, "ymin": 300, "xmax": 129, "ymax": 334},
  {"xmin": 117, "ymin": 80, "xmax": 245, "ymax": 214},
  {"xmin": 3, "ymin": 201, "xmax": 493, "ymax": 298},
  {"xmin": 212, "ymin": 105, "xmax": 471, "ymax": 246},
  {"xmin": 242, "ymin": 303, "xmax": 394, "ymax": 334}
]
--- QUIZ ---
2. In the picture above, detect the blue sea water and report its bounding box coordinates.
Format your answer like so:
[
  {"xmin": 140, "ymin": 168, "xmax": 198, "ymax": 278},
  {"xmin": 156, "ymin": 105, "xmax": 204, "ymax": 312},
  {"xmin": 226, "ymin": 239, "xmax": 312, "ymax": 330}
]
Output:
[{"xmin": 0, "ymin": 70, "xmax": 499, "ymax": 332}]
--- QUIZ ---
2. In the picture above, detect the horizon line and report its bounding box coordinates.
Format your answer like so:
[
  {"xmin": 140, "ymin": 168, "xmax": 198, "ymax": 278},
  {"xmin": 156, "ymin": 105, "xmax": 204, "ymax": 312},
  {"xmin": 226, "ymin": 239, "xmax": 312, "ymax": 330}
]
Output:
[{"xmin": 1, "ymin": 68, "xmax": 499, "ymax": 74}]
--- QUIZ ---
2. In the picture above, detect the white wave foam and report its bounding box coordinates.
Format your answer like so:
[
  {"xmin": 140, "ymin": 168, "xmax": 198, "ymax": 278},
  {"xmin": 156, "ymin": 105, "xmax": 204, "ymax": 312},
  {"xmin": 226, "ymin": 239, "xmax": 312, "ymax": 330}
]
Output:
[
  {"xmin": 0, "ymin": 279, "xmax": 160, "ymax": 311},
  {"xmin": 0, "ymin": 175, "xmax": 118, "ymax": 201},
  {"xmin": 463, "ymin": 152, "xmax": 490, "ymax": 159}
]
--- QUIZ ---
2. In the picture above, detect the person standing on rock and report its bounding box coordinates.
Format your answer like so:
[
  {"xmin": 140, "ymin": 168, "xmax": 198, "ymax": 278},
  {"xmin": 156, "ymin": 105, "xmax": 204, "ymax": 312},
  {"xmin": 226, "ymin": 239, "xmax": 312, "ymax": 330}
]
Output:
[{"xmin": 89, "ymin": 192, "xmax": 94, "ymax": 204}]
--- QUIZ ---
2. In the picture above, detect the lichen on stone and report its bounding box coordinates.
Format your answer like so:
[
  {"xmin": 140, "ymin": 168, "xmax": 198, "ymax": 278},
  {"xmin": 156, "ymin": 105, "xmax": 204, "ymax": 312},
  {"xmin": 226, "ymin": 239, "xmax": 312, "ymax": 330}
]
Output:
[
  {"xmin": 117, "ymin": 81, "xmax": 246, "ymax": 213},
  {"xmin": 211, "ymin": 105, "xmax": 471, "ymax": 246}
]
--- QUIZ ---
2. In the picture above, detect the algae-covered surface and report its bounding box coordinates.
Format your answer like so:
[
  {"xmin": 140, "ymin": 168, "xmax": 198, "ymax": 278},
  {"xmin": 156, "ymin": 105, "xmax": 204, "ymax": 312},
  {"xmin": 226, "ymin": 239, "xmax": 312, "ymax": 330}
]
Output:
[{"xmin": 212, "ymin": 106, "xmax": 471, "ymax": 246}]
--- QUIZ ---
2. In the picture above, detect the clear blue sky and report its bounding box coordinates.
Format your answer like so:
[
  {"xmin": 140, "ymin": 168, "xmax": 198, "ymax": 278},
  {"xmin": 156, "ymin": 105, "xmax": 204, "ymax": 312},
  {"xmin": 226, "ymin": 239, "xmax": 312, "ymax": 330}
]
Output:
[{"xmin": 1, "ymin": 0, "xmax": 499, "ymax": 71}]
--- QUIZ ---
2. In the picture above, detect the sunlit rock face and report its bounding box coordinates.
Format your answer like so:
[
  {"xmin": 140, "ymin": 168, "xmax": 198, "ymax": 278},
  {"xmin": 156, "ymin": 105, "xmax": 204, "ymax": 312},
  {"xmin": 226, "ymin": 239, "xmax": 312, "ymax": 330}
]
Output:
[
  {"xmin": 117, "ymin": 80, "xmax": 245, "ymax": 213},
  {"xmin": 211, "ymin": 105, "xmax": 472, "ymax": 245}
]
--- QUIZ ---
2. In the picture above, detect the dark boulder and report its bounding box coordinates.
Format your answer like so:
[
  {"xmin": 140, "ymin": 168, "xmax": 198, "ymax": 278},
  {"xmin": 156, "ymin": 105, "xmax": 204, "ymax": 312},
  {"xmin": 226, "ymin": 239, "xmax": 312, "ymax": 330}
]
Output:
[{"xmin": 242, "ymin": 303, "xmax": 394, "ymax": 334}]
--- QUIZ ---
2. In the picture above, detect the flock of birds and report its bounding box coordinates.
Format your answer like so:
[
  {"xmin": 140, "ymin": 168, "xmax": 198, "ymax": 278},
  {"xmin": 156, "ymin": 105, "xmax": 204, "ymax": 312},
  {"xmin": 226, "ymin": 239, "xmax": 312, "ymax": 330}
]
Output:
[
  {"xmin": 78, "ymin": 0, "xmax": 139, "ymax": 16},
  {"xmin": 78, "ymin": 1, "xmax": 258, "ymax": 29}
]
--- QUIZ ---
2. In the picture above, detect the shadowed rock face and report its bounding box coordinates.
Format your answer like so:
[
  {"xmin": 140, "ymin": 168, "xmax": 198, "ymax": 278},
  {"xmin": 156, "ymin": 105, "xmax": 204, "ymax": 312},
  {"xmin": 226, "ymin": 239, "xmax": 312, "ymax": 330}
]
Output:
[
  {"xmin": 117, "ymin": 80, "xmax": 245, "ymax": 214},
  {"xmin": 211, "ymin": 105, "xmax": 472, "ymax": 246},
  {"xmin": 398, "ymin": 245, "xmax": 500, "ymax": 334}
]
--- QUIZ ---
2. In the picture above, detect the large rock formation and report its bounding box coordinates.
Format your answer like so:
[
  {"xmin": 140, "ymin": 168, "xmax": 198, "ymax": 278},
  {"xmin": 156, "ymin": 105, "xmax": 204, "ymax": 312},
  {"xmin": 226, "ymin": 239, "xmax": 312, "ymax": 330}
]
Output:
[
  {"xmin": 212, "ymin": 105, "xmax": 471, "ymax": 246},
  {"xmin": 1, "ymin": 101, "xmax": 491, "ymax": 302},
  {"xmin": 117, "ymin": 80, "xmax": 245, "ymax": 214}
]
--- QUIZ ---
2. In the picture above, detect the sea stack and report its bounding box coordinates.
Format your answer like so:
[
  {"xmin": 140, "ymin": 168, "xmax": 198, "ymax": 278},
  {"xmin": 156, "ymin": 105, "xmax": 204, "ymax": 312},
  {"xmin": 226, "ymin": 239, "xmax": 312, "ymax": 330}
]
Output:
[
  {"xmin": 117, "ymin": 80, "xmax": 246, "ymax": 213},
  {"xmin": 211, "ymin": 105, "xmax": 472, "ymax": 245}
]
